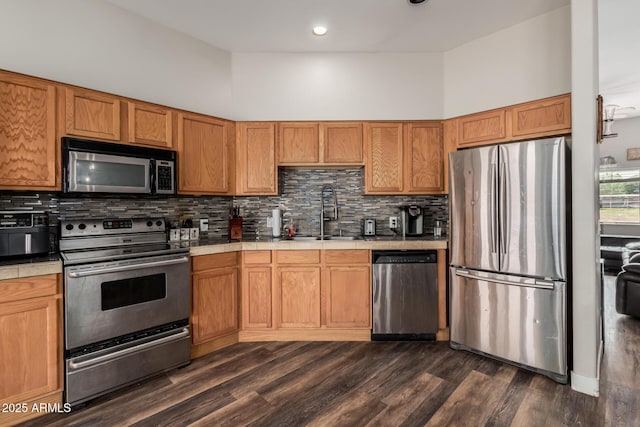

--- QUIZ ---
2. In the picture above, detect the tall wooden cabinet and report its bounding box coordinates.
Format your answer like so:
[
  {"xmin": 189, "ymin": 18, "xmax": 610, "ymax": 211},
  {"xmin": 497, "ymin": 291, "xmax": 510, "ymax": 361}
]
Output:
[
  {"xmin": 0, "ymin": 274, "xmax": 62, "ymax": 426},
  {"xmin": 0, "ymin": 71, "xmax": 57, "ymax": 190},
  {"xmin": 364, "ymin": 121, "xmax": 443, "ymax": 194},
  {"xmin": 236, "ymin": 122, "xmax": 277, "ymax": 195},
  {"xmin": 191, "ymin": 252, "xmax": 239, "ymax": 346},
  {"xmin": 177, "ymin": 112, "xmax": 234, "ymax": 195}
]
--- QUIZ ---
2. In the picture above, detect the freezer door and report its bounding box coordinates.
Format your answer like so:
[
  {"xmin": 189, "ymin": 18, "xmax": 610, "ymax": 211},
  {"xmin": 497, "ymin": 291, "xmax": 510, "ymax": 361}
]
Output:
[
  {"xmin": 498, "ymin": 138, "xmax": 567, "ymax": 279},
  {"xmin": 449, "ymin": 146, "xmax": 499, "ymax": 271},
  {"xmin": 449, "ymin": 267, "xmax": 567, "ymax": 383}
]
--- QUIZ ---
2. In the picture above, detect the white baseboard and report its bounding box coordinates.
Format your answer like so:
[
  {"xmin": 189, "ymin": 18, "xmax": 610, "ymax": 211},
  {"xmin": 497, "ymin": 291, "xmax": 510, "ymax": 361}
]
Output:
[{"xmin": 571, "ymin": 370, "xmax": 600, "ymax": 396}]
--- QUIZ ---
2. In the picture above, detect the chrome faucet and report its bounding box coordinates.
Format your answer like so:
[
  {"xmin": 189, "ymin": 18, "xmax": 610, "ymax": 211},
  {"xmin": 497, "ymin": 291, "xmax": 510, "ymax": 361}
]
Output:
[{"xmin": 320, "ymin": 184, "xmax": 338, "ymax": 240}]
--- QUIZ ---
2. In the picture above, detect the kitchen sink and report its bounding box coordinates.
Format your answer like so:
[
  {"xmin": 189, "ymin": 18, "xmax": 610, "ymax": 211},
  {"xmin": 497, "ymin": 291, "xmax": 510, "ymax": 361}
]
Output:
[{"xmin": 289, "ymin": 236, "xmax": 321, "ymax": 241}]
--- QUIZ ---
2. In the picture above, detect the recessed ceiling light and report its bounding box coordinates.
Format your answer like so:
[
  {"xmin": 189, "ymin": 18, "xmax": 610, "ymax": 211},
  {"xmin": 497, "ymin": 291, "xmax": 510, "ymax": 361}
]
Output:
[{"xmin": 312, "ymin": 26, "xmax": 327, "ymax": 36}]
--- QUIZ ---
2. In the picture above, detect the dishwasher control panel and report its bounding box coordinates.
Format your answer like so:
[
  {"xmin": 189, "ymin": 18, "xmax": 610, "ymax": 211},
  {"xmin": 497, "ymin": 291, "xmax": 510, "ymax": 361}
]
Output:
[{"xmin": 372, "ymin": 250, "xmax": 437, "ymax": 264}]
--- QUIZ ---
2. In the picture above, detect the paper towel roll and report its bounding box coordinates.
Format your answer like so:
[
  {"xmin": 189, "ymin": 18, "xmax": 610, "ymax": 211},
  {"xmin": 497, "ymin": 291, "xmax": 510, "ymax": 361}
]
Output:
[{"xmin": 272, "ymin": 208, "xmax": 281, "ymax": 237}]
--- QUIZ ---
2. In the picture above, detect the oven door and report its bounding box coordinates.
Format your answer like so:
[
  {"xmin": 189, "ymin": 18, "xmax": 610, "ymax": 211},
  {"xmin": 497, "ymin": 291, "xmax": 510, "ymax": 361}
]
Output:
[
  {"xmin": 64, "ymin": 253, "xmax": 190, "ymax": 350},
  {"xmin": 66, "ymin": 150, "xmax": 152, "ymax": 194}
]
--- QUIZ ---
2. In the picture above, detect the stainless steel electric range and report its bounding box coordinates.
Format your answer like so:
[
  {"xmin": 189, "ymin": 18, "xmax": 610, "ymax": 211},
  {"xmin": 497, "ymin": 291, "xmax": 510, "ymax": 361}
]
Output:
[{"xmin": 59, "ymin": 217, "xmax": 191, "ymax": 407}]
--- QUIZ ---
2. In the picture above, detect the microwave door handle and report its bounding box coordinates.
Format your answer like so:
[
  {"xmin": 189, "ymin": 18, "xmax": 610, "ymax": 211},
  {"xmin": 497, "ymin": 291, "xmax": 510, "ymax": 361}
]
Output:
[{"xmin": 150, "ymin": 159, "xmax": 156, "ymax": 194}]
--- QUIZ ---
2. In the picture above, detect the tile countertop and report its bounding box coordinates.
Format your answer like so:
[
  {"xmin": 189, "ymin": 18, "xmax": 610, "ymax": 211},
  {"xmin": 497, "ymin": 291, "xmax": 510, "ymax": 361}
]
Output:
[
  {"xmin": 0, "ymin": 236, "xmax": 448, "ymax": 279},
  {"xmin": 0, "ymin": 253, "xmax": 63, "ymax": 280},
  {"xmin": 185, "ymin": 235, "xmax": 448, "ymax": 256}
]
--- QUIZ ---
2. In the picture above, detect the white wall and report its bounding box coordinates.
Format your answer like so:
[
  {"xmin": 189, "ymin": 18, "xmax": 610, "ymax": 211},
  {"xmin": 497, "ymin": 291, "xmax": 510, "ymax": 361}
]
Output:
[
  {"xmin": 232, "ymin": 52, "xmax": 443, "ymax": 121},
  {"xmin": 599, "ymin": 116, "xmax": 640, "ymax": 169},
  {"xmin": 0, "ymin": 0, "xmax": 233, "ymax": 118},
  {"xmin": 570, "ymin": 0, "xmax": 602, "ymax": 396},
  {"xmin": 443, "ymin": 6, "xmax": 571, "ymax": 118}
]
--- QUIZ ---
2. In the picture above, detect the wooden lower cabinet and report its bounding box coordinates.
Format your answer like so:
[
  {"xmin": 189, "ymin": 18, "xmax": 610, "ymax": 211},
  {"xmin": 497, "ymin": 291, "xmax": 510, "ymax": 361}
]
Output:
[
  {"xmin": 0, "ymin": 274, "xmax": 62, "ymax": 426},
  {"xmin": 191, "ymin": 253, "xmax": 239, "ymax": 347},
  {"xmin": 324, "ymin": 265, "xmax": 371, "ymax": 328},
  {"xmin": 241, "ymin": 250, "xmax": 273, "ymax": 330},
  {"xmin": 276, "ymin": 266, "xmax": 321, "ymax": 328}
]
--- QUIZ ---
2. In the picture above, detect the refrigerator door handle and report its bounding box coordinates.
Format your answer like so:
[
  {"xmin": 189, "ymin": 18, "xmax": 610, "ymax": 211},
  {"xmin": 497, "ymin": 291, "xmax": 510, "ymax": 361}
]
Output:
[
  {"xmin": 490, "ymin": 162, "xmax": 498, "ymax": 254},
  {"xmin": 499, "ymin": 160, "xmax": 508, "ymax": 255},
  {"xmin": 454, "ymin": 269, "xmax": 556, "ymax": 290}
]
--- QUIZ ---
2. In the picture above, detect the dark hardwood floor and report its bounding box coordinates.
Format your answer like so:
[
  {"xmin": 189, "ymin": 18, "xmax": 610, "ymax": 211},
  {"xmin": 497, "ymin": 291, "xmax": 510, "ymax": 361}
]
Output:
[{"xmin": 20, "ymin": 274, "xmax": 640, "ymax": 427}]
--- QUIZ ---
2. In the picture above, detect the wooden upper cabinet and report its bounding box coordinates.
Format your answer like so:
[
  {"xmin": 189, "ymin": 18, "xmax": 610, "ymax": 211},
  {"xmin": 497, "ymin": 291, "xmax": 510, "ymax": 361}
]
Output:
[
  {"xmin": 236, "ymin": 122, "xmax": 277, "ymax": 195},
  {"xmin": 442, "ymin": 118, "xmax": 459, "ymax": 194},
  {"xmin": 511, "ymin": 94, "xmax": 571, "ymax": 138},
  {"xmin": 404, "ymin": 122, "xmax": 443, "ymax": 193},
  {"xmin": 364, "ymin": 122, "xmax": 404, "ymax": 194},
  {"xmin": 457, "ymin": 109, "xmax": 507, "ymax": 146},
  {"xmin": 64, "ymin": 87, "xmax": 120, "ymax": 141},
  {"xmin": 0, "ymin": 71, "xmax": 57, "ymax": 190},
  {"xmin": 278, "ymin": 122, "xmax": 319, "ymax": 164},
  {"xmin": 127, "ymin": 101, "xmax": 173, "ymax": 148},
  {"xmin": 177, "ymin": 112, "xmax": 230, "ymax": 194},
  {"xmin": 320, "ymin": 122, "xmax": 363, "ymax": 164}
]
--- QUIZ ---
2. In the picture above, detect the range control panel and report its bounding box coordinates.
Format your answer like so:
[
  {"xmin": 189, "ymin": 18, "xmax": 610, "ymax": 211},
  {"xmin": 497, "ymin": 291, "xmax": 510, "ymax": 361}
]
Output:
[{"xmin": 60, "ymin": 218, "xmax": 165, "ymax": 238}]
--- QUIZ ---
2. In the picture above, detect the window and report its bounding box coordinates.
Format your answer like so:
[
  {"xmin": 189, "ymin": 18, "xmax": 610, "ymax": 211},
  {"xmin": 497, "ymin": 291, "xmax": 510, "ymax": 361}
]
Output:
[{"xmin": 600, "ymin": 168, "xmax": 640, "ymax": 223}]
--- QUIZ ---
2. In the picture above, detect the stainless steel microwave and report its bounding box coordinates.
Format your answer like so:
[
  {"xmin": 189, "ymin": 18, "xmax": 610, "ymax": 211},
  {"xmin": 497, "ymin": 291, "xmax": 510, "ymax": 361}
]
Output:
[{"xmin": 62, "ymin": 138, "xmax": 176, "ymax": 195}]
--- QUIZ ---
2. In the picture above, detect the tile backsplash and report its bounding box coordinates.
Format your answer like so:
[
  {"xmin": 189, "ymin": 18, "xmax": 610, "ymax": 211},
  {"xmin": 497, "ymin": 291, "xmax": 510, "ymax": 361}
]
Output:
[{"xmin": 0, "ymin": 168, "xmax": 447, "ymax": 240}]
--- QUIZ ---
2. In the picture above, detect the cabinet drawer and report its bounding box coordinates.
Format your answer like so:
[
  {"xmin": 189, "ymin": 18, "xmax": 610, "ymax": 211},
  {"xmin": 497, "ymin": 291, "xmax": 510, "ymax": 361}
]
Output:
[
  {"xmin": 275, "ymin": 250, "xmax": 321, "ymax": 265},
  {"xmin": 192, "ymin": 252, "xmax": 238, "ymax": 272},
  {"xmin": 243, "ymin": 251, "xmax": 272, "ymax": 265},
  {"xmin": 324, "ymin": 250, "xmax": 370, "ymax": 265},
  {"xmin": 0, "ymin": 274, "xmax": 58, "ymax": 303}
]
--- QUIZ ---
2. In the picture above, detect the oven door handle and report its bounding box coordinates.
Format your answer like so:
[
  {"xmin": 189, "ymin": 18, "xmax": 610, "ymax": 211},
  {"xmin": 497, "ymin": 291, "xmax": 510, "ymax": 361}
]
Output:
[
  {"xmin": 67, "ymin": 256, "xmax": 189, "ymax": 278},
  {"xmin": 67, "ymin": 327, "xmax": 190, "ymax": 370}
]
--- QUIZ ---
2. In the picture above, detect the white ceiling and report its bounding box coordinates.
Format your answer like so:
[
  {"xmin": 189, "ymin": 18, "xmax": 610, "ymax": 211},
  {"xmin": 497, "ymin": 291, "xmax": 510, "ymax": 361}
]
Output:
[{"xmin": 105, "ymin": 0, "xmax": 639, "ymax": 118}]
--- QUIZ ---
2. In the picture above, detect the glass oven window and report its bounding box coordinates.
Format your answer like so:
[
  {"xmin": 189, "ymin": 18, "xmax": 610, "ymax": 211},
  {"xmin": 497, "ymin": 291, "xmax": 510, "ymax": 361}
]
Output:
[
  {"xmin": 101, "ymin": 273, "xmax": 167, "ymax": 310},
  {"xmin": 77, "ymin": 160, "xmax": 147, "ymax": 188}
]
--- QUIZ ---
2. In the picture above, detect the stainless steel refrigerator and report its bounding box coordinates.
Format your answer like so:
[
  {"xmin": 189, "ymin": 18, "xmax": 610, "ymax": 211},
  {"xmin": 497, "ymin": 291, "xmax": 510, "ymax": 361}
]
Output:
[{"xmin": 449, "ymin": 137, "xmax": 569, "ymax": 384}]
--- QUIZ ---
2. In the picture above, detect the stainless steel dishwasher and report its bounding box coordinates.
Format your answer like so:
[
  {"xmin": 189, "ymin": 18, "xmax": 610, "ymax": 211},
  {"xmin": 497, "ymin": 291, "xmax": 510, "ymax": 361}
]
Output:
[{"xmin": 372, "ymin": 250, "xmax": 438, "ymax": 340}]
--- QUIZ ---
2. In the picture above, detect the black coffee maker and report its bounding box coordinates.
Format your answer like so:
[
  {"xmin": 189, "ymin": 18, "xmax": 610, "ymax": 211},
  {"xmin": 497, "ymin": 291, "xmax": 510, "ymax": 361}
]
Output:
[{"xmin": 401, "ymin": 205, "xmax": 424, "ymax": 236}]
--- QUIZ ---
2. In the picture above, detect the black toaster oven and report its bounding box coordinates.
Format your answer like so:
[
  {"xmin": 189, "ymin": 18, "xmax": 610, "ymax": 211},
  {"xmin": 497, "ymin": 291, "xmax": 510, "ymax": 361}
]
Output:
[{"xmin": 0, "ymin": 211, "xmax": 50, "ymax": 258}]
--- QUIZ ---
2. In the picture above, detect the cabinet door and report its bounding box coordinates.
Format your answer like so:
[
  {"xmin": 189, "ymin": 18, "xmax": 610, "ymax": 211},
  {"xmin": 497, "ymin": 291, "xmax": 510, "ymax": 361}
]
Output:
[
  {"xmin": 457, "ymin": 109, "xmax": 507, "ymax": 147},
  {"xmin": 405, "ymin": 122, "xmax": 443, "ymax": 193},
  {"xmin": 241, "ymin": 266, "xmax": 272, "ymax": 329},
  {"xmin": 236, "ymin": 122, "xmax": 277, "ymax": 195},
  {"xmin": 320, "ymin": 122, "xmax": 363, "ymax": 164},
  {"xmin": 364, "ymin": 122, "xmax": 404, "ymax": 194},
  {"xmin": 325, "ymin": 265, "xmax": 371, "ymax": 328},
  {"xmin": 127, "ymin": 101, "xmax": 173, "ymax": 148},
  {"xmin": 177, "ymin": 112, "xmax": 229, "ymax": 194},
  {"xmin": 0, "ymin": 297, "xmax": 58, "ymax": 403},
  {"xmin": 0, "ymin": 72, "xmax": 57, "ymax": 190},
  {"xmin": 65, "ymin": 87, "xmax": 120, "ymax": 141},
  {"xmin": 511, "ymin": 94, "xmax": 571, "ymax": 138},
  {"xmin": 278, "ymin": 122, "xmax": 319, "ymax": 164},
  {"xmin": 276, "ymin": 267, "xmax": 321, "ymax": 328},
  {"xmin": 192, "ymin": 267, "xmax": 238, "ymax": 344}
]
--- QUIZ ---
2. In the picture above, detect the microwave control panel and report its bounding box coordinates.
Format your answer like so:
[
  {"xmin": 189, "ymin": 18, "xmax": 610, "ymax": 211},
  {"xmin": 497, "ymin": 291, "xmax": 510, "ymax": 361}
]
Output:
[{"xmin": 155, "ymin": 161, "xmax": 175, "ymax": 194}]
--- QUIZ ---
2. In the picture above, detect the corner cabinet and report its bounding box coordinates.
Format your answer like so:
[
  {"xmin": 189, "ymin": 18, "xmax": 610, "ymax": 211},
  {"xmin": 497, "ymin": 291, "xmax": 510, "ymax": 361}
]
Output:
[
  {"xmin": 191, "ymin": 252, "xmax": 239, "ymax": 356},
  {"xmin": 0, "ymin": 71, "xmax": 58, "ymax": 190},
  {"xmin": 177, "ymin": 112, "xmax": 234, "ymax": 195},
  {"xmin": 0, "ymin": 274, "xmax": 62, "ymax": 426},
  {"xmin": 236, "ymin": 122, "xmax": 277, "ymax": 195},
  {"xmin": 364, "ymin": 121, "xmax": 443, "ymax": 194},
  {"xmin": 63, "ymin": 87, "xmax": 121, "ymax": 141}
]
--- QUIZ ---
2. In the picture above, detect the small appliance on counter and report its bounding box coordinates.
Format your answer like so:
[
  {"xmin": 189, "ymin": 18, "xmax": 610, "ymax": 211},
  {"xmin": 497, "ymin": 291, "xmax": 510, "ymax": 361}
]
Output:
[
  {"xmin": 363, "ymin": 219, "xmax": 376, "ymax": 236},
  {"xmin": 401, "ymin": 205, "xmax": 424, "ymax": 236},
  {"xmin": 229, "ymin": 206, "xmax": 243, "ymax": 240},
  {"xmin": 0, "ymin": 211, "xmax": 50, "ymax": 258}
]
